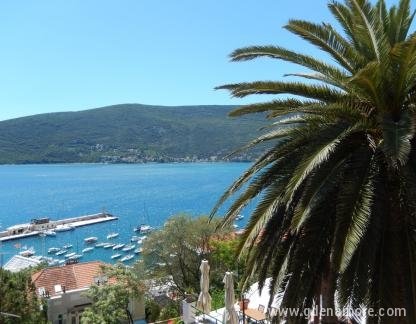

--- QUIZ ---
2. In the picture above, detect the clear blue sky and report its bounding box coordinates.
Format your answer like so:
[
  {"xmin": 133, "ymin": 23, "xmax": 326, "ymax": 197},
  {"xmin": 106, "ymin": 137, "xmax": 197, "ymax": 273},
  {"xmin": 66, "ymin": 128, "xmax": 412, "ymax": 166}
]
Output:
[{"xmin": 0, "ymin": 0, "xmax": 410, "ymax": 120}]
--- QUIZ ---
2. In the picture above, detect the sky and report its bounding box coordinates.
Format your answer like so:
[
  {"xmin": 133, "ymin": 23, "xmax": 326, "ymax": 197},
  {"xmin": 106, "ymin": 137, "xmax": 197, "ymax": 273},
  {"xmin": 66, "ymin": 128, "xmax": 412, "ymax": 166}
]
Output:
[{"xmin": 0, "ymin": 0, "xmax": 411, "ymax": 120}]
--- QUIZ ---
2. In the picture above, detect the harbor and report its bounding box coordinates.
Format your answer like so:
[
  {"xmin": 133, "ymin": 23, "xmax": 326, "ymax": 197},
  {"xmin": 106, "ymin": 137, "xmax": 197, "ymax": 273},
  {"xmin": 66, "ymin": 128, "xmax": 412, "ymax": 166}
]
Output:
[{"xmin": 0, "ymin": 212, "xmax": 118, "ymax": 242}]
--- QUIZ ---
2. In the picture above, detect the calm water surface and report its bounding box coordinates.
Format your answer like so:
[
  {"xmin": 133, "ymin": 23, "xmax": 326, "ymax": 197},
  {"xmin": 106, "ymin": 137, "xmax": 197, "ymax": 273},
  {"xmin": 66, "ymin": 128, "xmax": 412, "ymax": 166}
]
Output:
[{"xmin": 0, "ymin": 163, "xmax": 253, "ymax": 265}]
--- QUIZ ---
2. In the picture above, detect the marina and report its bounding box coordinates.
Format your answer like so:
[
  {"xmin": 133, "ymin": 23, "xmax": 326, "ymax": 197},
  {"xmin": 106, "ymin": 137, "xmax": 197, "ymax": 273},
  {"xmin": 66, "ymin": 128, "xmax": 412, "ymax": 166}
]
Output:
[{"xmin": 0, "ymin": 212, "xmax": 118, "ymax": 242}]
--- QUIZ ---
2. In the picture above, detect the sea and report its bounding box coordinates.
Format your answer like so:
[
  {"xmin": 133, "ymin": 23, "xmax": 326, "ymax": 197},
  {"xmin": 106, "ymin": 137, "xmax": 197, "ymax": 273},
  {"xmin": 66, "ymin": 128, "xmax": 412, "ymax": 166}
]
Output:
[{"xmin": 0, "ymin": 163, "xmax": 253, "ymax": 266}]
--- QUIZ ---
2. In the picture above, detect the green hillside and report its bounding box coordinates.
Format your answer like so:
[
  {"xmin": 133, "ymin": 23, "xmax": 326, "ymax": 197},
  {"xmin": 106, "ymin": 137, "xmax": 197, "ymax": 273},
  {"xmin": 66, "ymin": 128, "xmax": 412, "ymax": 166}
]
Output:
[{"xmin": 0, "ymin": 104, "xmax": 267, "ymax": 164}]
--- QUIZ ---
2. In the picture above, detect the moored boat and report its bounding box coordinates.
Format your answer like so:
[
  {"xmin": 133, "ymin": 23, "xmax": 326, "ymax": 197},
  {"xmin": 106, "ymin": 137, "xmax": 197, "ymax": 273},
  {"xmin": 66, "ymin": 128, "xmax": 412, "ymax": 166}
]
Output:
[
  {"xmin": 65, "ymin": 252, "xmax": 76, "ymax": 258},
  {"xmin": 19, "ymin": 248, "xmax": 35, "ymax": 257},
  {"xmin": 134, "ymin": 247, "xmax": 143, "ymax": 254},
  {"xmin": 95, "ymin": 242, "xmax": 107, "ymax": 248},
  {"xmin": 134, "ymin": 224, "xmax": 152, "ymax": 234},
  {"xmin": 120, "ymin": 254, "xmax": 134, "ymax": 262},
  {"xmin": 56, "ymin": 250, "xmax": 67, "ymax": 256},
  {"xmin": 107, "ymin": 232, "xmax": 119, "ymax": 239},
  {"xmin": 63, "ymin": 244, "xmax": 73, "ymax": 249},
  {"xmin": 103, "ymin": 243, "xmax": 115, "ymax": 249},
  {"xmin": 55, "ymin": 224, "xmax": 75, "ymax": 232},
  {"xmin": 122, "ymin": 244, "xmax": 135, "ymax": 252},
  {"xmin": 112, "ymin": 243, "xmax": 125, "ymax": 250},
  {"xmin": 111, "ymin": 253, "xmax": 122, "ymax": 259},
  {"xmin": 48, "ymin": 247, "xmax": 61, "ymax": 254},
  {"xmin": 82, "ymin": 247, "xmax": 94, "ymax": 253},
  {"xmin": 84, "ymin": 237, "xmax": 98, "ymax": 244}
]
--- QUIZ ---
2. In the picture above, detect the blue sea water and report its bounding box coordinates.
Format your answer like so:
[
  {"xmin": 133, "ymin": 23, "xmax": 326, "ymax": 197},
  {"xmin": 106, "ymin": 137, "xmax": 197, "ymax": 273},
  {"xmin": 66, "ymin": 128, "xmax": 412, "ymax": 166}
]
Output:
[{"xmin": 0, "ymin": 163, "xmax": 253, "ymax": 265}]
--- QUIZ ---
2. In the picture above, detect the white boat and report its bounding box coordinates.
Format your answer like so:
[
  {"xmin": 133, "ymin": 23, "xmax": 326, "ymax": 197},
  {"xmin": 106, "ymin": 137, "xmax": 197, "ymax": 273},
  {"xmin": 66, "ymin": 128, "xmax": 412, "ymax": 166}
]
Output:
[
  {"xmin": 107, "ymin": 232, "xmax": 119, "ymax": 239},
  {"xmin": 48, "ymin": 247, "xmax": 61, "ymax": 254},
  {"xmin": 84, "ymin": 237, "xmax": 98, "ymax": 244},
  {"xmin": 111, "ymin": 253, "xmax": 122, "ymax": 259},
  {"xmin": 134, "ymin": 247, "xmax": 143, "ymax": 254},
  {"xmin": 95, "ymin": 242, "xmax": 107, "ymax": 248},
  {"xmin": 56, "ymin": 250, "xmax": 67, "ymax": 256},
  {"xmin": 112, "ymin": 244, "xmax": 125, "ymax": 250},
  {"xmin": 68, "ymin": 254, "xmax": 82, "ymax": 260},
  {"xmin": 55, "ymin": 224, "xmax": 75, "ymax": 232},
  {"xmin": 235, "ymin": 214, "xmax": 244, "ymax": 221},
  {"xmin": 19, "ymin": 249, "xmax": 35, "ymax": 257},
  {"xmin": 43, "ymin": 230, "xmax": 56, "ymax": 236},
  {"xmin": 232, "ymin": 224, "xmax": 239, "ymax": 229},
  {"xmin": 103, "ymin": 243, "xmax": 115, "ymax": 249},
  {"xmin": 63, "ymin": 244, "xmax": 73, "ymax": 249},
  {"xmin": 120, "ymin": 254, "xmax": 134, "ymax": 262},
  {"xmin": 134, "ymin": 224, "xmax": 152, "ymax": 234},
  {"xmin": 82, "ymin": 247, "xmax": 94, "ymax": 253},
  {"xmin": 130, "ymin": 236, "xmax": 139, "ymax": 242},
  {"xmin": 65, "ymin": 252, "xmax": 76, "ymax": 258},
  {"xmin": 122, "ymin": 244, "xmax": 135, "ymax": 252}
]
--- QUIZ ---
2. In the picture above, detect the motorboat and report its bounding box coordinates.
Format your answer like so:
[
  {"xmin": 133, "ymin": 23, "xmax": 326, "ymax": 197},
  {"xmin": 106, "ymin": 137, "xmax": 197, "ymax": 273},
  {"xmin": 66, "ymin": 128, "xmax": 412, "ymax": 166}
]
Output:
[
  {"xmin": 43, "ymin": 230, "xmax": 56, "ymax": 236},
  {"xmin": 84, "ymin": 237, "xmax": 98, "ymax": 244},
  {"xmin": 122, "ymin": 244, "xmax": 135, "ymax": 252},
  {"xmin": 120, "ymin": 254, "xmax": 134, "ymax": 262},
  {"xmin": 111, "ymin": 253, "xmax": 122, "ymax": 259},
  {"xmin": 65, "ymin": 252, "xmax": 76, "ymax": 258},
  {"xmin": 134, "ymin": 224, "xmax": 152, "ymax": 234},
  {"xmin": 103, "ymin": 243, "xmax": 115, "ymax": 249},
  {"xmin": 55, "ymin": 224, "xmax": 75, "ymax": 232},
  {"xmin": 130, "ymin": 236, "xmax": 139, "ymax": 242},
  {"xmin": 63, "ymin": 244, "xmax": 73, "ymax": 249},
  {"xmin": 112, "ymin": 244, "xmax": 125, "ymax": 250},
  {"xmin": 235, "ymin": 214, "xmax": 244, "ymax": 221},
  {"xmin": 82, "ymin": 247, "xmax": 94, "ymax": 253},
  {"xmin": 95, "ymin": 242, "xmax": 107, "ymax": 248},
  {"xmin": 68, "ymin": 254, "xmax": 82, "ymax": 260},
  {"xmin": 56, "ymin": 250, "xmax": 67, "ymax": 256},
  {"xmin": 107, "ymin": 232, "xmax": 119, "ymax": 240},
  {"xmin": 48, "ymin": 247, "xmax": 61, "ymax": 254},
  {"xmin": 134, "ymin": 247, "xmax": 143, "ymax": 254},
  {"xmin": 19, "ymin": 249, "xmax": 35, "ymax": 257}
]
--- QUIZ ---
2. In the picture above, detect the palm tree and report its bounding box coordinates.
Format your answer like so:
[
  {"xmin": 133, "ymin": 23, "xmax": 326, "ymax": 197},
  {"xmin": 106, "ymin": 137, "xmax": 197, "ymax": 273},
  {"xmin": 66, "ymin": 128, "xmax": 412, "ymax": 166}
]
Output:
[{"xmin": 212, "ymin": 0, "xmax": 416, "ymax": 323}]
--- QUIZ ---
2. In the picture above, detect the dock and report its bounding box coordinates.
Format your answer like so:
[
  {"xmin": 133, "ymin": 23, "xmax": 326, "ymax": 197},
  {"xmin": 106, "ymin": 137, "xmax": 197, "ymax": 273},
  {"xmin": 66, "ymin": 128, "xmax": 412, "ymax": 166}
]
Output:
[{"xmin": 0, "ymin": 212, "xmax": 118, "ymax": 242}]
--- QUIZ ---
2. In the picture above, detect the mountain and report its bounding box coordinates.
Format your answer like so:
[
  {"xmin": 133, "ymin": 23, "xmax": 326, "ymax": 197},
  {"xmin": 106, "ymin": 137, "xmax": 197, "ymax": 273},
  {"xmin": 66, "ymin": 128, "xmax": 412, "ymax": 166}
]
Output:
[{"xmin": 0, "ymin": 104, "xmax": 268, "ymax": 164}]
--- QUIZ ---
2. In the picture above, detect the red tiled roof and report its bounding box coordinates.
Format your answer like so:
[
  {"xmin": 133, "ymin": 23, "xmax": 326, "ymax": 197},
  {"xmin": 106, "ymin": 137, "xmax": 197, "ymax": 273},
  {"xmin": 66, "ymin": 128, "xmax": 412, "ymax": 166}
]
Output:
[{"xmin": 32, "ymin": 261, "xmax": 107, "ymax": 297}]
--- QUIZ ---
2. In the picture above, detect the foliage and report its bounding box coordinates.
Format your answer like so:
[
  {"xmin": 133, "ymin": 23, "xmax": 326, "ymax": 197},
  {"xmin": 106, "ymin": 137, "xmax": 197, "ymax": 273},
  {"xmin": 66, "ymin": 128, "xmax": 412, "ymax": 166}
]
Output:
[
  {"xmin": 142, "ymin": 214, "xmax": 234, "ymax": 294},
  {"xmin": 158, "ymin": 301, "xmax": 180, "ymax": 321},
  {"xmin": 81, "ymin": 264, "xmax": 145, "ymax": 324},
  {"xmin": 0, "ymin": 104, "xmax": 266, "ymax": 164},
  {"xmin": 81, "ymin": 283, "xmax": 130, "ymax": 324},
  {"xmin": 145, "ymin": 298, "xmax": 161, "ymax": 323},
  {"xmin": 211, "ymin": 288, "xmax": 226, "ymax": 310},
  {"xmin": 214, "ymin": 0, "xmax": 416, "ymax": 323},
  {"xmin": 0, "ymin": 268, "xmax": 47, "ymax": 323}
]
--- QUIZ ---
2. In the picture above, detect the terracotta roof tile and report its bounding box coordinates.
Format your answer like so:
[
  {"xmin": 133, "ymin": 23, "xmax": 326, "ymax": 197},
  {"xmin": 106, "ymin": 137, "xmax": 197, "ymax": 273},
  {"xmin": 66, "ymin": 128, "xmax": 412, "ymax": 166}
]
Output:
[{"xmin": 32, "ymin": 261, "xmax": 107, "ymax": 297}]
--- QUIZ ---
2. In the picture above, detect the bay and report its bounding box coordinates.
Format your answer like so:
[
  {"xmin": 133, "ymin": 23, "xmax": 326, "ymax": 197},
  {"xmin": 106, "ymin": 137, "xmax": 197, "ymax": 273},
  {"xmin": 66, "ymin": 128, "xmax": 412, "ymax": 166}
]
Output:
[{"xmin": 0, "ymin": 163, "xmax": 253, "ymax": 265}]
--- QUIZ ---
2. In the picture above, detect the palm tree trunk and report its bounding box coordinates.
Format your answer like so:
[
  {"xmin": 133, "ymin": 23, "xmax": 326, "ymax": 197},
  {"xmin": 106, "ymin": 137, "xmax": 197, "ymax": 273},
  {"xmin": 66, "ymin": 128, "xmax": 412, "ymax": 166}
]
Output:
[{"xmin": 320, "ymin": 256, "xmax": 338, "ymax": 324}]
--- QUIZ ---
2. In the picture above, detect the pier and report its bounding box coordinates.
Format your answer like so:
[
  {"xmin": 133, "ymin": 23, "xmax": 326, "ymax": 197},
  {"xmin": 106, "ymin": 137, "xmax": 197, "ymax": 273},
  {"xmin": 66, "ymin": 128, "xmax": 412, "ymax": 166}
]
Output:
[{"xmin": 0, "ymin": 212, "xmax": 118, "ymax": 242}]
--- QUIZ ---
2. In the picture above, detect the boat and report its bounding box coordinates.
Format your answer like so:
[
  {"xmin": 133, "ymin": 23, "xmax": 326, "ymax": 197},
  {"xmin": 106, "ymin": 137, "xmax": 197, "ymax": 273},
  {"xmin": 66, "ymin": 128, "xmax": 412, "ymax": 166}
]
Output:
[
  {"xmin": 232, "ymin": 224, "xmax": 239, "ymax": 229},
  {"xmin": 64, "ymin": 252, "xmax": 76, "ymax": 258},
  {"xmin": 235, "ymin": 214, "xmax": 244, "ymax": 221},
  {"xmin": 84, "ymin": 237, "xmax": 98, "ymax": 244},
  {"xmin": 95, "ymin": 242, "xmax": 107, "ymax": 248},
  {"xmin": 55, "ymin": 224, "xmax": 75, "ymax": 232},
  {"xmin": 111, "ymin": 253, "xmax": 122, "ymax": 259},
  {"xmin": 120, "ymin": 254, "xmax": 134, "ymax": 262},
  {"xmin": 63, "ymin": 244, "xmax": 73, "ymax": 249},
  {"xmin": 122, "ymin": 244, "xmax": 135, "ymax": 252},
  {"xmin": 107, "ymin": 232, "xmax": 119, "ymax": 239},
  {"xmin": 68, "ymin": 254, "xmax": 83, "ymax": 260},
  {"xmin": 134, "ymin": 224, "xmax": 152, "ymax": 234},
  {"xmin": 47, "ymin": 247, "xmax": 61, "ymax": 254},
  {"xmin": 82, "ymin": 247, "xmax": 94, "ymax": 253},
  {"xmin": 130, "ymin": 236, "xmax": 139, "ymax": 242},
  {"xmin": 134, "ymin": 247, "xmax": 143, "ymax": 254},
  {"xmin": 19, "ymin": 249, "xmax": 35, "ymax": 257},
  {"xmin": 112, "ymin": 244, "xmax": 125, "ymax": 250},
  {"xmin": 56, "ymin": 250, "xmax": 67, "ymax": 256},
  {"xmin": 103, "ymin": 243, "xmax": 115, "ymax": 249},
  {"xmin": 43, "ymin": 230, "xmax": 56, "ymax": 236}
]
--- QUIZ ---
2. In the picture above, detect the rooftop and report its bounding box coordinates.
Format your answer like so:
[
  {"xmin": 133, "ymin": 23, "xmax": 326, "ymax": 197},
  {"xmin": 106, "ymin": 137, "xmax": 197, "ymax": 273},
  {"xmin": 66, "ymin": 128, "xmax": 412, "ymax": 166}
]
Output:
[
  {"xmin": 32, "ymin": 261, "xmax": 108, "ymax": 297},
  {"xmin": 3, "ymin": 255, "xmax": 41, "ymax": 273}
]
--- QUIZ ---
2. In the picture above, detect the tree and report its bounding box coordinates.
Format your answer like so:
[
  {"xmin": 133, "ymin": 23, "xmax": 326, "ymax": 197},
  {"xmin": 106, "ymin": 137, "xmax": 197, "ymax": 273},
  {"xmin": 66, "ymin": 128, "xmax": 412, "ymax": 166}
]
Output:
[
  {"xmin": 142, "ymin": 214, "xmax": 233, "ymax": 294},
  {"xmin": 81, "ymin": 264, "xmax": 145, "ymax": 324},
  {"xmin": 213, "ymin": 0, "xmax": 416, "ymax": 323},
  {"xmin": 0, "ymin": 268, "xmax": 47, "ymax": 323}
]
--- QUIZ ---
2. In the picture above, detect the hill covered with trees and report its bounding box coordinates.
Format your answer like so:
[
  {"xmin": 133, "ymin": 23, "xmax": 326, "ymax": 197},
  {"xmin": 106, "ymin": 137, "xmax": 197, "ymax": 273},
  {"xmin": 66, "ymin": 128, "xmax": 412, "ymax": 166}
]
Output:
[{"xmin": 0, "ymin": 104, "xmax": 266, "ymax": 164}]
